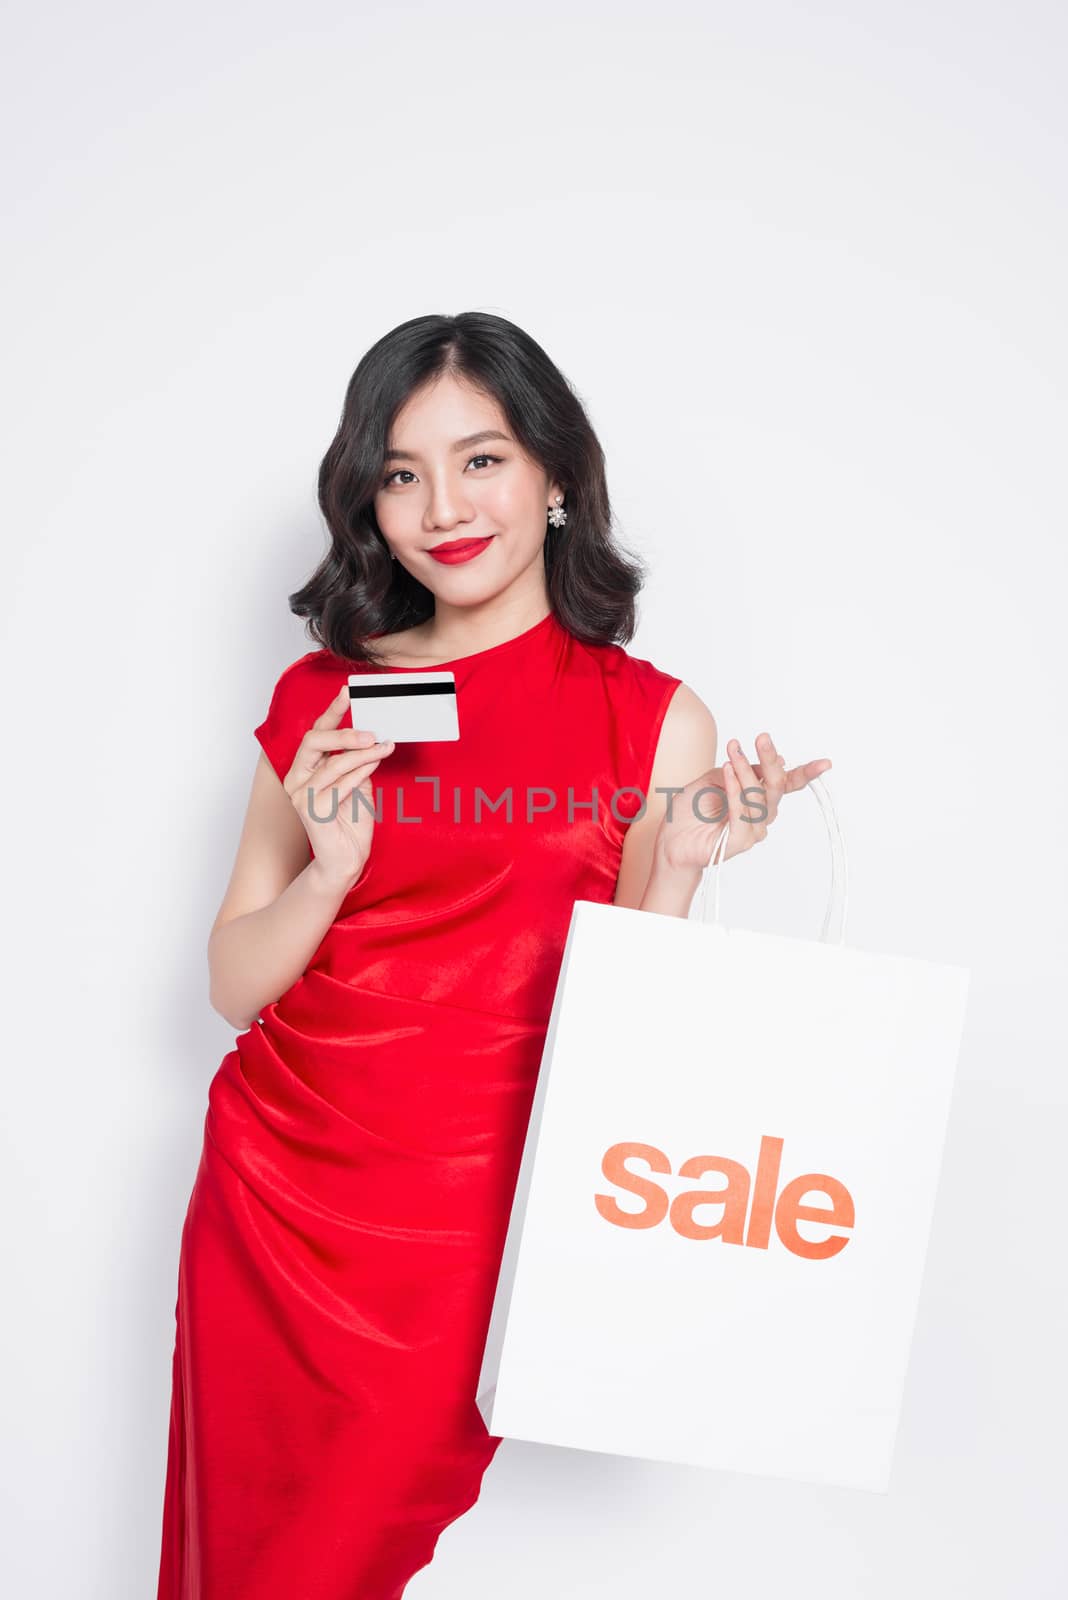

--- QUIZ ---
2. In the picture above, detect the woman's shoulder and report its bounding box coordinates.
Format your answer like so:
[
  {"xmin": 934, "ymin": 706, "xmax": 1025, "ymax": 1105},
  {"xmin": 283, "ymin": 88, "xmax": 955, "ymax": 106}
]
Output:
[
  {"xmin": 258, "ymin": 645, "xmax": 345, "ymax": 723},
  {"xmin": 267, "ymin": 644, "xmax": 339, "ymax": 685},
  {"xmin": 254, "ymin": 647, "xmax": 348, "ymax": 783},
  {"xmin": 559, "ymin": 633, "xmax": 689, "ymax": 790},
  {"xmin": 578, "ymin": 636, "xmax": 716, "ymax": 769},
  {"xmin": 572, "ymin": 630, "xmax": 685, "ymax": 711},
  {"xmin": 265, "ymin": 642, "xmax": 366, "ymax": 703}
]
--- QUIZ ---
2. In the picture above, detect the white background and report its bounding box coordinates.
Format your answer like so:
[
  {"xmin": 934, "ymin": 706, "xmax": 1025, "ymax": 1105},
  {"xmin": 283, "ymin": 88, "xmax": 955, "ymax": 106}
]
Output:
[{"xmin": 2, "ymin": 1, "xmax": 1065, "ymax": 1594}]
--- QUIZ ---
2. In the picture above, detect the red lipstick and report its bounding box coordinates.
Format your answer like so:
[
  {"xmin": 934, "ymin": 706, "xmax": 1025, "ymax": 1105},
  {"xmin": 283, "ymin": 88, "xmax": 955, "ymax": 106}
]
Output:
[{"xmin": 426, "ymin": 536, "xmax": 495, "ymax": 565}]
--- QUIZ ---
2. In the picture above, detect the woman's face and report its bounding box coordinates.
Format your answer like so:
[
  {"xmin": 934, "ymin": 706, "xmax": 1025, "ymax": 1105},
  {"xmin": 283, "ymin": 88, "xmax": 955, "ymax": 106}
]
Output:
[{"xmin": 372, "ymin": 371, "xmax": 564, "ymax": 601}]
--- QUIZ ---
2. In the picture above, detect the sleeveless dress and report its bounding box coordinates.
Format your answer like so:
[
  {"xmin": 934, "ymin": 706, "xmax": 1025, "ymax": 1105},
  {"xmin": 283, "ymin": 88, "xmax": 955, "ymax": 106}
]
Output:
[{"xmin": 157, "ymin": 608, "xmax": 682, "ymax": 1599}]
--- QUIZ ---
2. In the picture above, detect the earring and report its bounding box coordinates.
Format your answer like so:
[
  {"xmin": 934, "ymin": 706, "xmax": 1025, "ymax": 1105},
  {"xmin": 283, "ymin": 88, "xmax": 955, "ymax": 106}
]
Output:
[{"xmin": 547, "ymin": 495, "xmax": 567, "ymax": 528}]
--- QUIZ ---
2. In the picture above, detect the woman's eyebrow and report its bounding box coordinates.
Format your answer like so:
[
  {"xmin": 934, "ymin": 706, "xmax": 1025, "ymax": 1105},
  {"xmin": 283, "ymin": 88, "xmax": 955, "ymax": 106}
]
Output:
[{"xmin": 383, "ymin": 429, "xmax": 512, "ymax": 463}]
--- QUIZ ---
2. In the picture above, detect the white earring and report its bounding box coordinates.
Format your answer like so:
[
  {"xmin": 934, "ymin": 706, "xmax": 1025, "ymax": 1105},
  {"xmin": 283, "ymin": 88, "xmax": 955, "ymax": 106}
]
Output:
[{"xmin": 548, "ymin": 495, "xmax": 567, "ymax": 528}]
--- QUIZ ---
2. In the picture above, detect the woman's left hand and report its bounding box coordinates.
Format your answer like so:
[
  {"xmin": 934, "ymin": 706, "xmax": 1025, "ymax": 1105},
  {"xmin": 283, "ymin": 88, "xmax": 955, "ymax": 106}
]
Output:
[{"xmin": 654, "ymin": 732, "xmax": 832, "ymax": 874}]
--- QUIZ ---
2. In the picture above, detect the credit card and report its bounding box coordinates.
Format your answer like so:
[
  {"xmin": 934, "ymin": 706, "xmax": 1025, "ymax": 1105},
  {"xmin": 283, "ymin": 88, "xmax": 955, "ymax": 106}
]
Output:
[{"xmin": 347, "ymin": 671, "xmax": 459, "ymax": 743}]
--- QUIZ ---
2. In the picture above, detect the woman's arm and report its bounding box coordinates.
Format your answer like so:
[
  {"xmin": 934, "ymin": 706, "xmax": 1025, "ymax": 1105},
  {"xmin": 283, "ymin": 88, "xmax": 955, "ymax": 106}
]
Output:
[
  {"xmin": 207, "ymin": 753, "xmax": 360, "ymax": 1031},
  {"xmin": 613, "ymin": 684, "xmax": 718, "ymax": 917}
]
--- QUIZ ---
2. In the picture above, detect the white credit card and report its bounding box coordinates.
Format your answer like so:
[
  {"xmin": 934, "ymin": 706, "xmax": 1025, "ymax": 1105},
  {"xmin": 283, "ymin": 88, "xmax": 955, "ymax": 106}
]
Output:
[{"xmin": 347, "ymin": 671, "xmax": 459, "ymax": 743}]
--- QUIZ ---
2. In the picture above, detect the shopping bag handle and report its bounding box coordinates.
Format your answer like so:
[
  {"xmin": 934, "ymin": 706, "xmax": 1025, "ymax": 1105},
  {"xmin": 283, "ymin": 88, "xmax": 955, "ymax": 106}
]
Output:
[{"xmin": 691, "ymin": 774, "xmax": 850, "ymax": 945}]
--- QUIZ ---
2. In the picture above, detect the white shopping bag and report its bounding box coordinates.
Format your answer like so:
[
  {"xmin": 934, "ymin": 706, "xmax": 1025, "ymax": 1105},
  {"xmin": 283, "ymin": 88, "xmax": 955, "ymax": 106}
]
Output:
[{"xmin": 476, "ymin": 780, "xmax": 970, "ymax": 1494}]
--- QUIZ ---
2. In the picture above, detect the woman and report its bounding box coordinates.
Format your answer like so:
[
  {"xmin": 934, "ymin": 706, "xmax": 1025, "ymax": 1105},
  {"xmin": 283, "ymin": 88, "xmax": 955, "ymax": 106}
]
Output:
[{"xmin": 157, "ymin": 311, "xmax": 830, "ymax": 1599}]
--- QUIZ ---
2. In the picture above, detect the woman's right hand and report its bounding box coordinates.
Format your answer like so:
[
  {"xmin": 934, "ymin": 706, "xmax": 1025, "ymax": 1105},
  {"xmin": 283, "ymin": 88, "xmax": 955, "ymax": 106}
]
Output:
[{"xmin": 282, "ymin": 687, "xmax": 396, "ymax": 889}]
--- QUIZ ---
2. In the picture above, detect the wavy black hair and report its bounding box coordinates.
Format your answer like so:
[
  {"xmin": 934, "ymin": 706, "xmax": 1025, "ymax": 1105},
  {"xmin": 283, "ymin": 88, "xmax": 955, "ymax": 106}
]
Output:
[{"xmin": 287, "ymin": 311, "xmax": 647, "ymax": 664}]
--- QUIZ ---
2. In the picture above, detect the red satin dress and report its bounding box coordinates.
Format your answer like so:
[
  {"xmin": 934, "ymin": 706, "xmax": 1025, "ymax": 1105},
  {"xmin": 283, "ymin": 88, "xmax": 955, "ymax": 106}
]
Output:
[{"xmin": 157, "ymin": 608, "xmax": 682, "ymax": 1599}]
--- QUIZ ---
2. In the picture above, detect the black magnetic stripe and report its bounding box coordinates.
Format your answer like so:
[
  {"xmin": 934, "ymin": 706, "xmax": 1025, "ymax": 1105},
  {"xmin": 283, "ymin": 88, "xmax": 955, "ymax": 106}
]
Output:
[{"xmin": 348, "ymin": 682, "xmax": 456, "ymax": 699}]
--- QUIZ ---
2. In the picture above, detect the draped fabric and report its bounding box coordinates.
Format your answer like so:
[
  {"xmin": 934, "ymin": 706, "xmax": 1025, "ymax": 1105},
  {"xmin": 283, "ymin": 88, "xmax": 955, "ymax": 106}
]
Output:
[{"xmin": 157, "ymin": 610, "xmax": 682, "ymax": 1598}]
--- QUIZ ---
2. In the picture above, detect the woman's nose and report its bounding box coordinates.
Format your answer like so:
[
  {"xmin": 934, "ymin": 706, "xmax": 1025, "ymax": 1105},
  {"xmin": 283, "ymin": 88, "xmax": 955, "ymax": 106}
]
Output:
[{"xmin": 423, "ymin": 478, "xmax": 473, "ymax": 529}]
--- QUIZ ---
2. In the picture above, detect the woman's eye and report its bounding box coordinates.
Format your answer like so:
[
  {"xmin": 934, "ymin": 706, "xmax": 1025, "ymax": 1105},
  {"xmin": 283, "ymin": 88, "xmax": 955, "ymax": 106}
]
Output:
[{"xmin": 381, "ymin": 454, "xmax": 502, "ymax": 488}]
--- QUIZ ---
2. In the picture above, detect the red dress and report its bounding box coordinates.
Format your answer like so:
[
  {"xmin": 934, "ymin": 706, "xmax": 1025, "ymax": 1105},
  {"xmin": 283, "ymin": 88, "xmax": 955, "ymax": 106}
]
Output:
[{"xmin": 157, "ymin": 608, "xmax": 682, "ymax": 1599}]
